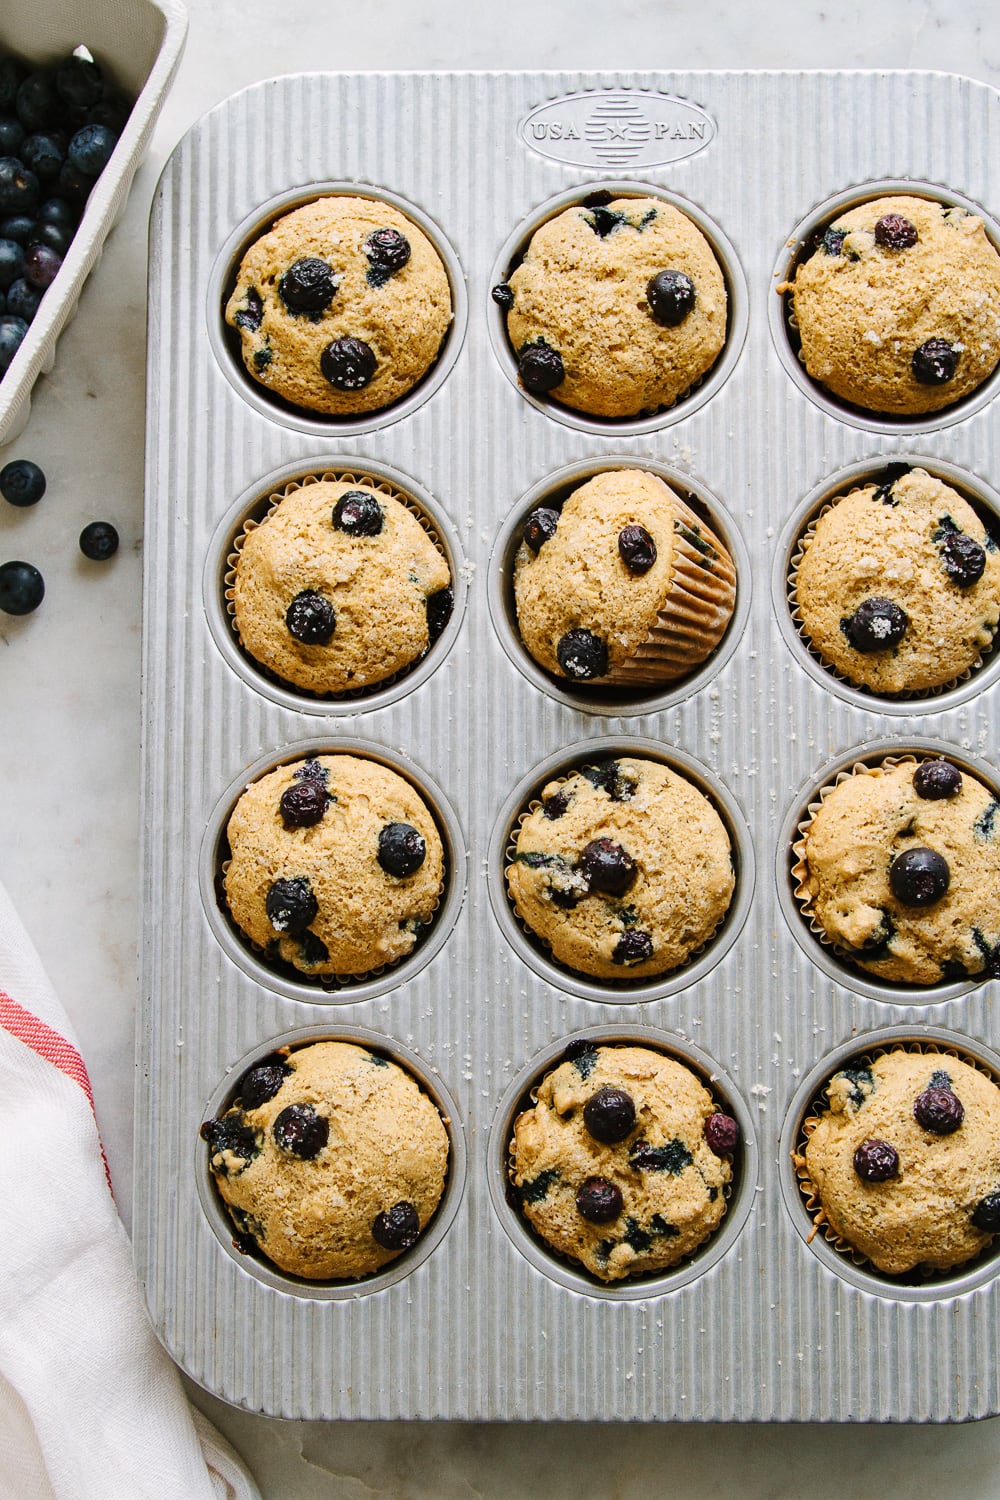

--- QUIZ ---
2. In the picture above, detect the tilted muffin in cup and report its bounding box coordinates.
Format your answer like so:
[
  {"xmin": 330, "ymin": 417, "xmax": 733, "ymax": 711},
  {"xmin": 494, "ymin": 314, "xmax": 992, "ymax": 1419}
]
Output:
[
  {"xmin": 513, "ymin": 468, "xmax": 736, "ymax": 689},
  {"xmin": 225, "ymin": 194, "xmax": 453, "ymax": 415},
  {"xmin": 495, "ymin": 195, "xmax": 727, "ymax": 418},
  {"xmin": 787, "ymin": 194, "xmax": 1000, "ymax": 416}
]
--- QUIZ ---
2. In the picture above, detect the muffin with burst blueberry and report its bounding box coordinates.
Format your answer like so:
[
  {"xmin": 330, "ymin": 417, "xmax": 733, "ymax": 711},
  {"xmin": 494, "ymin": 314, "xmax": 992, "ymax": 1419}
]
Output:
[
  {"xmin": 793, "ymin": 754, "xmax": 1000, "ymax": 985},
  {"xmin": 786, "ymin": 194, "xmax": 1000, "ymax": 415},
  {"xmin": 222, "ymin": 753, "xmax": 445, "ymax": 978},
  {"xmin": 512, "ymin": 468, "xmax": 736, "ymax": 689},
  {"xmin": 796, "ymin": 1047, "xmax": 1000, "ymax": 1275},
  {"xmin": 230, "ymin": 476, "xmax": 452, "ymax": 695},
  {"xmin": 225, "ymin": 194, "xmax": 452, "ymax": 415},
  {"xmin": 792, "ymin": 466, "xmax": 1000, "ymax": 694},
  {"xmin": 509, "ymin": 1041, "xmax": 737, "ymax": 1281},
  {"xmin": 493, "ymin": 194, "xmax": 727, "ymax": 418},
  {"xmin": 506, "ymin": 755, "xmax": 734, "ymax": 981},
  {"xmin": 202, "ymin": 1040, "xmax": 449, "ymax": 1280}
]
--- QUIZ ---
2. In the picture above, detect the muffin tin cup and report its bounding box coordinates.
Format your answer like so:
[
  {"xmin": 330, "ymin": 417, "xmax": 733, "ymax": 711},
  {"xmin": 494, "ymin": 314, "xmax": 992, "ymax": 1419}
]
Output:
[
  {"xmin": 777, "ymin": 1025, "xmax": 1000, "ymax": 1301},
  {"xmin": 486, "ymin": 1023, "xmax": 759, "ymax": 1301},
  {"xmin": 196, "ymin": 1023, "xmax": 467, "ymax": 1300}
]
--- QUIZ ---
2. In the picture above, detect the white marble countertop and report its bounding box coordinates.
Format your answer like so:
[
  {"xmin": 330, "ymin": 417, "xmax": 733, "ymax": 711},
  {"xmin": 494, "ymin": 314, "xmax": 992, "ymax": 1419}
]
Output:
[{"xmin": 4, "ymin": 0, "xmax": 1000, "ymax": 1492}]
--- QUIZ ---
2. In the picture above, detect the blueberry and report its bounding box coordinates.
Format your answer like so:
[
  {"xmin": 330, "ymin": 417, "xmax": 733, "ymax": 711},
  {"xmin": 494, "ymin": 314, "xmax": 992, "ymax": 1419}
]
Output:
[
  {"xmin": 913, "ymin": 1085, "xmax": 965, "ymax": 1134},
  {"xmin": 541, "ymin": 789, "xmax": 570, "ymax": 820},
  {"xmin": 874, "ymin": 212, "xmax": 918, "ymax": 249},
  {"xmin": 237, "ymin": 1054, "xmax": 291, "ymax": 1108},
  {"xmin": 853, "ymin": 1138, "xmax": 899, "ymax": 1182},
  {"xmin": 618, "ymin": 524, "xmax": 657, "ymax": 573},
  {"xmin": 79, "ymin": 521, "xmax": 118, "ymax": 560},
  {"xmin": 0, "ymin": 559, "xmax": 43, "ymax": 615},
  {"xmin": 285, "ymin": 589, "xmax": 335, "ymax": 644},
  {"xmin": 938, "ymin": 530, "xmax": 986, "ymax": 587},
  {"xmin": 200, "ymin": 1114, "xmax": 258, "ymax": 1172},
  {"xmin": 377, "ymin": 821, "xmax": 427, "ymax": 877},
  {"xmin": 55, "ymin": 54, "xmax": 104, "ymax": 107},
  {"xmin": 0, "ymin": 156, "xmax": 39, "ymax": 215},
  {"xmin": 912, "ymin": 338, "xmax": 959, "ymax": 386},
  {"xmin": 0, "ymin": 312, "xmax": 28, "ymax": 370},
  {"xmin": 840, "ymin": 596, "xmax": 908, "ymax": 652},
  {"xmin": 0, "ymin": 214, "xmax": 34, "ymax": 245},
  {"xmin": 67, "ymin": 123, "xmax": 118, "ymax": 176},
  {"xmin": 629, "ymin": 1139, "xmax": 693, "ymax": 1173},
  {"xmin": 29, "ymin": 220, "xmax": 72, "ymax": 257},
  {"xmin": 0, "ymin": 117, "xmax": 25, "ymax": 155},
  {"xmin": 913, "ymin": 759, "xmax": 963, "ymax": 800},
  {"xmin": 580, "ymin": 837, "xmax": 637, "ymax": 896},
  {"xmin": 491, "ymin": 282, "xmax": 514, "ymax": 310},
  {"xmin": 332, "ymin": 489, "xmax": 383, "ymax": 536},
  {"xmin": 232, "ymin": 286, "xmax": 263, "ymax": 332},
  {"xmin": 556, "ymin": 628, "xmax": 607, "ymax": 680},
  {"xmin": 57, "ymin": 160, "xmax": 92, "ymax": 202},
  {"xmin": 585, "ymin": 205, "xmax": 626, "ymax": 237},
  {"xmin": 272, "ymin": 1102, "xmax": 328, "ymax": 1159},
  {"xmin": 320, "ymin": 335, "xmax": 377, "ymax": 390},
  {"xmin": 5, "ymin": 278, "xmax": 41, "ymax": 322},
  {"xmin": 821, "ymin": 226, "xmax": 847, "ymax": 256},
  {"xmin": 705, "ymin": 1112, "xmax": 739, "ymax": 1155},
  {"xmin": 372, "ymin": 1199, "xmax": 421, "ymax": 1250},
  {"xmin": 278, "ymin": 255, "xmax": 337, "ymax": 314},
  {"xmin": 0, "ymin": 62, "xmax": 26, "ymax": 115},
  {"xmin": 522, "ymin": 506, "xmax": 559, "ymax": 552},
  {"xmin": 37, "ymin": 195, "xmax": 77, "ymax": 228},
  {"xmin": 611, "ymin": 929, "xmax": 654, "ymax": 966},
  {"xmin": 23, "ymin": 241, "xmax": 61, "ymax": 289},
  {"xmin": 265, "ymin": 876, "xmax": 318, "ymax": 935},
  {"xmin": 575, "ymin": 1176, "xmax": 624, "ymax": 1224},
  {"xmin": 279, "ymin": 778, "xmax": 328, "ymax": 828},
  {"xmin": 583, "ymin": 1085, "xmax": 637, "ymax": 1143},
  {"xmin": 889, "ymin": 846, "xmax": 950, "ymax": 907},
  {"xmin": 517, "ymin": 342, "xmax": 564, "ymax": 394},
  {"xmin": 582, "ymin": 761, "xmax": 637, "ymax": 801},
  {"xmin": 426, "ymin": 586, "xmax": 453, "ymax": 643},
  {"xmin": 0, "ymin": 228, "xmax": 23, "ymax": 284},
  {"xmin": 0, "ymin": 458, "xmax": 41, "ymax": 507},
  {"xmin": 364, "ymin": 227, "xmax": 410, "ymax": 286},
  {"xmin": 21, "ymin": 132, "xmax": 65, "ymax": 181},
  {"xmin": 15, "ymin": 73, "xmax": 57, "ymax": 133},
  {"xmin": 646, "ymin": 268, "xmax": 696, "ymax": 326},
  {"xmin": 971, "ymin": 1190, "xmax": 1000, "ymax": 1233},
  {"xmin": 86, "ymin": 96, "xmax": 130, "ymax": 134}
]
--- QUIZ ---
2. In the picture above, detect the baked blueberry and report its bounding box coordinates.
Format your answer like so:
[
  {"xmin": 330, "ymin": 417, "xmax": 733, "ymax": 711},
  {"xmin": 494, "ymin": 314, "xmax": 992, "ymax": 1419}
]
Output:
[
  {"xmin": 79, "ymin": 521, "xmax": 118, "ymax": 560},
  {"xmin": 913, "ymin": 759, "xmax": 963, "ymax": 800},
  {"xmin": 821, "ymin": 226, "xmax": 848, "ymax": 256},
  {"xmin": 612, "ymin": 929, "xmax": 654, "ymax": 966},
  {"xmin": 646, "ymin": 268, "xmax": 696, "ymax": 326},
  {"xmin": 272, "ymin": 1102, "xmax": 328, "ymax": 1159},
  {"xmin": 491, "ymin": 281, "xmax": 514, "ymax": 310},
  {"xmin": 576, "ymin": 1176, "xmax": 624, "ymax": 1223},
  {"xmin": 874, "ymin": 212, "xmax": 918, "ymax": 249},
  {"xmin": 278, "ymin": 255, "xmax": 337, "ymax": 315},
  {"xmin": 0, "ymin": 558, "xmax": 43, "ymax": 614},
  {"xmin": 522, "ymin": 506, "xmax": 559, "ymax": 552},
  {"xmin": 853, "ymin": 1138, "xmax": 899, "ymax": 1182},
  {"xmin": 889, "ymin": 846, "xmax": 950, "ymax": 907},
  {"xmin": 200, "ymin": 1114, "xmax": 258, "ymax": 1171},
  {"xmin": 912, "ymin": 338, "xmax": 959, "ymax": 386},
  {"xmin": 364, "ymin": 226, "xmax": 410, "ymax": 286},
  {"xmin": 265, "ymin": 876, "xmax": 318, "ymax": 935},
  {"xmin": 541, "ymin": 788, "xmax": 571, "ymax": 820},
  {"xmin": 704, "ymin": 1112, "xmax": 739, "ymax": 1155},
  {"xmin": 618, "ymin": 523, "xmax": 657, "ymax": 573},
  {"xmin": 913, "ymin": 1085, "xmax": 965, "ymax": 1134},
  {"xmin": 426, "ymin": 586, "xmax": 453, "ymax": 643},
  {"xmin": 377, "ymin": 821, "xmax": 427, "ymax": 877},
  {"xmin": 237, "ymin": 1054, "xmax": 292, "ymax": 1108},
  {"xmin": 938, "ymin": 530, "xmax": 986, "ymax": 587},
  {"xmin": 556, "ymin": 627, "xmax": 607, "ymax": 680},
  {"xmin": 279, "ymin": 778, "xmax": 328, "ymax": 828},
  {"xmin": 285, "ymin": 588, "xmax": 335, "ymax": 644},
  {"xmin": 971, "ymin": 1190, "xmax": 1000, "ymax": 1233},
  {"xmin": 332, "ymin": 489, "xmax": 384, "ymax": 536},
  {"xmin": 582, "ymin": 1085, "xmax": 637, "ymax": 1144},
  {"xmin": 372, "ymin": 1199, "xmax": 421, "ymax": 1250},
  {"xmin": 841, "ymin": 596, "xmax": 908, "ymax": 652},
  {"xmin": 580, "ymin": 837, "xmax": 637, "ymax": 896},
  {"xmin": 321, "ymin": 335, "xmax": 377, "ymax": 390},
  {"xmin": 0, "ymin": 457, "xmax": 44, "ymax": 506},
  {"xmin": 517, "ymin": 341, "xmax": 564, "ymax": 394}
]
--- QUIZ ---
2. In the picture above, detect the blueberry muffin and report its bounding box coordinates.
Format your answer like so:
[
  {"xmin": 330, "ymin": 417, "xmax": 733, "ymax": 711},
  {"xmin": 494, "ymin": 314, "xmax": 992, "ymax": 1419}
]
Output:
[
  {"xmin": 202, "ymin": 1040, "xmax": 449, "ymax": 1280},
  {"xmin": 792, "ymin": 466, "xmax": 1000, "ymax": 694},
  {"xmin": 506, "ymin": 756, "xmax": 735, "ymax": 981},
  {"xmin": 794, "ymin": 755, "xmax": 1000, "ymax": 985},
  {"xmin": 513, "ymin": 469, "xmax": 736, "ymax": 688},
  {"xmin": 495, "ymin": 195, "xmax": 727, "ymax": 418},
  {"xmin": 798, "ymin": 1049, "xmax": 1000, "ymax": 1275},
  {"xmin": 223, "ymin": 754, "xmax": 445, "ymax": 978},
  {"xmin": 231, "ymin": 477, "xmax": 452, "ymax": 695},
  {"xmin": 225, "ymin": 194, "xmax": 453, "ymax": 415},
  {"xmin": 509, "ymin": 1042, "xmax": 737, "ymax": 1282},
  {"xmin": 787, "ymin": 194, "xmax": 1000, "ymax": 415}
]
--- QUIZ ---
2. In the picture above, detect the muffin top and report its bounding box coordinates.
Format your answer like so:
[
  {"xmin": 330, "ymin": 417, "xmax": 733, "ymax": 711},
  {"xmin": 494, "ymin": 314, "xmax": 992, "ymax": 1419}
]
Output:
[
  {"xmin": 788, "ymin": 194, "xmax": 1000, "ymax": 415},
  {"xmin": 797, "ymin": 756, "xmax": 1000, "ymax": 985},
  {"xmin": 223, "ymin": 754, "xmax": 445, "ymax": 978},
  {"xmin": 225, "ymin": 195, "xmax": 453, "ymax": 415},
  {"xmin": 513, "ymin": 469, "xmax": 736, "ymax": 687},
  {"xmin": 506, "ymin": 755, "xmax": 734, "ymax": 981},
  {"xmin": 801, "ymin": 1049, "xmax": 1000, "ymax": 1275},
  {"xmin": 501, "ymin": 196, "xmax": 727, "ymax": 418},
  {"xmin": 793, "ymin": 467, "xmax": 1000, "ymax": 694},
  {"xmin": 203, "ymin": 1040, "xmax": 449, "ymax": 1280},
  {"xmin": 231, "ymin": 477, "xmax": 452, "ymax": 695},
  {"xmin": 509, "ymin": 1042, "xmax": 736, "ymax": 1282}
]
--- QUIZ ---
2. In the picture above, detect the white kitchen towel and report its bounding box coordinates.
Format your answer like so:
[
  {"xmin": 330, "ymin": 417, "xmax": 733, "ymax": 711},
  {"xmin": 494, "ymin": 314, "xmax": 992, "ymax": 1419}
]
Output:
[{"xmin": 0, "ymin": 876, "xmax": 261, "ymax": 1500}]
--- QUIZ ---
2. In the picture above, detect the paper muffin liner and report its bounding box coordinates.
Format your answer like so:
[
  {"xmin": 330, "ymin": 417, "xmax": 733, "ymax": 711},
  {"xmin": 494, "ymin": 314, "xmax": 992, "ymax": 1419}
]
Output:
[
  {"xmin": 225, "ymin": 469, "xmax": 451, "ymax": 700},
  {"xmin": 791, "ymin": 1039, "xmax": 1000, "ymax": 1280},
  {"xmin": 603, "ymin": 490, "xmax": 737, "ymax": 687}
]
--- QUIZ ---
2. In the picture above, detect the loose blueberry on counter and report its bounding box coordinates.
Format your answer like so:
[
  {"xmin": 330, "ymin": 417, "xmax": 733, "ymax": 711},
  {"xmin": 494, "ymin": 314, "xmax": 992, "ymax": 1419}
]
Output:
[
  {"xmin": 611, "ymin": 929, "xmax": 654, "ymax": 966},
  {"xmin": 576, "ymin": 1176, "xmax": 624, "ymax": 1224},
  {"xmin": 853, "ymin": 1137, "xmax": 899, "ymax": 1182},
  {"xmin": 705, "ymin": 1112, "xmax": 739, "ymax": 1155},
  {"xmin": 279, "ymin": 778, "xmax": 328, "ymax": 829},
  {"xmin": 912, "ymin": 338, "xmax": 959, "ymax": 386},
  {"xmin": 618, "ymin": 524, "xmax": 657, "ymax": 573},
  {"xmin": 874, "ymin": 212, "xmax": 918, "ymax": 249},
  {"xmin": 265, "ymin": 876, "xmax": 318, "ymax": 936},
  {"xmin": 285, "ymin": 588, "xmax": 335, "ymax": 644},
  {"xmin": 332, "ymin": 489, "xmax": 384, "ymax": 536},
  {"xmin": 272, "ymin": 1102, "xmax": 329, "ymax": 1159},
  {"xmin": 580, "ymin": 837, "xmax": 637, "ymax": 896},
  {"xmin": 278, "ymin": 255, "xmax": 337, "ymax": 315},
  {"xmin": 491, "ymin": 281, "xmax": 514, "ymax": 310},
  {"xmin": 556, "ymin": 627, "xmax": 607, "ymax": 680},
  {"xmin": 200, "ymin": 1114, "xmax": 259, "ymax": 1172},
  {"xmin": 914, "ymin": 759, "xmax": 963, "ymax": 800},
  {"xmin": 79, "ymin": 520, "xmax": 118, "ymax": 560},
  {"xmin": 0, "ymin": 558, "xmax": 43, "ymax": 614},
  {"xmin": 426, "ymin": 585, "xmax": 453, "ymax": 643},
  {"xmin": 582, "ymin": 1085, "xmax": 637, "ymax": 1144},
  {"xmin": 913, "ymin": 1085, "xmax": 965, "ymax": 1134},
  {"xmin": 320, "ymin": 335, "xmax": 377, "ymax": 390},
  {"xmin": 377, "ymin": 821, "xmax": 427, "ymax": 877},
  {"xmin": 889, "ymin": 846, "xmax": 950, "ymax": 907},
  {"xmin": 236, "ymin": 1054, "xmax": 292, "ymax": 1109},
  {"xmin": 364, "ymin": 227, "xmax": 410, "ymax": 287},
  {"xmin": 522, "ymin": 506, "xmax": 559, "ymax": 552},
  {"xmin": 0, "ymin": 456, "xmax": 44, "ymax": 505},
  {"xmin": 646, "ymin": 268, "xmax": 696, "ymax": 326},
  {"xmin": 372, "ymin": 1199, "xmax": 421, "ymax": 1250},
  {"xmin": 971, "ymin": 1190, "xmax": 1000, "ymax": 1233},
  {"xmin": 0, "ymin": 312, "xmax": 27, "ymax": 371},
  {"xmin": 938, "ymin": 530, "xmax": 986, "ymax": 587},
  {"xmin": 517, "ymin": 341, "xmax": 564, "ymax": 394},
  {"xmin": 840, "ymin": 596, "xmax": 908, "ymax": 652}
]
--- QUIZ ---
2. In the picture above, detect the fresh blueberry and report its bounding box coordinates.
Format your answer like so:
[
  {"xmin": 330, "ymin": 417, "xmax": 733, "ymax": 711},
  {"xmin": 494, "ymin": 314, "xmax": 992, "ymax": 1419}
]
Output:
[
  {"xmin": 55, "ymin": 55, "xmax": 104, "ymax": 110},
  {"xmin": 0, "ymin": 213, "xmax": 34, "ymax": 244},
  {"xmin": 583, "ymin": 1085, "xmax": 637, "ymax": 1144},
  {"xmin": 522, "ymin": 506, "xmax": 559, "ymax": 552},
  {"xmin": 0, "ymin": 458, "xmax": 43, "ymax": 506},
  {"xmin": 5, "ymin": 278, "xmax": 41, "ymax": 322},
  {"xmin": 912, "ymin": 338, "xmax": 959, "ymax": 386},
  {"xmin": 67, "ymin": 122, "xmax": 118, "ymax": 176},
  {"xmin": 57, "ymin": 159, "xmax": 93, "ymax": 202},
  {"xmin": 874, "ymin": 212, "xmax": 918, "ymax": 249},
  {"xmin": 37, "ymin": 195, "xmax": 78, "ymax": 228},
  {"xmin": 913, "ymin": 759, "xmax": 963, "ymax": 800},
  {"xmin": 913, "ymin": 1085, "xmax": 965, "ymax": 1134},
  {"xmin": 646, "ymin": 268, "xmax": 696, "ymax": 326},
  {"xmin": 372, "ymin": 1199, "xmax": 421, "ymax": 1250},
  {"xmin": 0, "ymin": 61, "xmax": 26, "ymax": 115},
  {"xmin": 272, "ymin": 1102, "xmax": 328, "ymax": 1159},
  {"xmin": 0, "ymin": 117, "xmax": 25, "ymax": 155},
  {"xmin": 279, "ymin": 778, "xmax": 328, "ymax": 829},
  {"xmin": 29, "ymin": 220, "xmax": 73, "ymax": 257},
  {"xmin": 556, "ymin": 628, "xmax": 607, "ymax": 680},
  {"xmin": 705, "ymin": 1112, "xmax": 739, "ymax": 1155},
  {"xmin": 265, "ymin": 877, "xmax": 318, "ymax": 936},
  {"xmin": 0, "ymin": 156, "xmax": 39, "ymax": 215},
  {"xmin": 278, "ymin": 255, "xmax": 337, "ymax": 314},
  {"xmin": 86, "ymin": 95, "xmax": 130, "ymax": 134},
  {"xmin": 237, "ymin": 1054, "xmax": 292, "ymax": 1108},
  {"xmin": 971, "ymin": 1190, "xmax": 1000, "ymax": 1233},
  {"xmin": 840, "ymin": 596, "xmax": 908, "ymax": 652},
  {"xmin": 377, "ymin": 821, "xmax": 427, "ymax": 878},
  {"xmin": 0, "ymin": 237, "xmax": 24, "ymax": 289},
  {"xmin": 575, "ymin": 1176, "xmax": 624, "ymax": 1223},
  {"xmin": 15, "ymin": 73, "xmax": 57, "ymax": 133},
  {"xmin": 364, "ymin": 227, "xmax": 410, "ymax": 286},
  {"xmin": 332, "ymin": 489, "xmax": 384, "ymax": 536},
  {"xmin": 580, "ymin": 837, "xmax": 637, "ymax": 896},
  {"xmin": 611, "ymin": 929, "xmax": 654, "ymax": 966},
  {"xmin": 853, "ymin": 1138, "xmax": 899, "ymax": 1182},
  {"xmin": 20, "ymin": 132, "xmax": 65, "ymax": 181},
  {"xmin": 889, "ymin": 846, "xmax": 950, "ymax": 907},
  {"xmin": 79, "ymin": 521, "xmax": 118, "ymax": 560},
  {"xmin": 517, "ymin": 342, "xmax": 564, "ymax": 393},
  {"xmin": 491, "ymin": 282, "xmax": 514, "ymax": 310},
  {"xmin": 285, "ymin": 589, "xmax": 335, "ymax": 644},
  {"xmin": 0, "ymin": 559, "xmax": 43, "ymax": 614},
  {"xmin": 618, "ymin": 524, "xmax": 657, "ymax": 573},
  {"xmin": 426, "ymin": 586, "xmax": 453, "ymax": 643},
  {"xmin": 938, "ymin": 530, "xmax": 986, "ymax": 587},
  {"xmin": 320, "ymin": 335, "xmax": 377, "ymax": 390},
  {"xmin": 23, "ymin": 241, "xmax": 61, "ymax": 288},
  {"xmin": 0, "ymin": 311, "xmax": 28, "ymax": 370}
]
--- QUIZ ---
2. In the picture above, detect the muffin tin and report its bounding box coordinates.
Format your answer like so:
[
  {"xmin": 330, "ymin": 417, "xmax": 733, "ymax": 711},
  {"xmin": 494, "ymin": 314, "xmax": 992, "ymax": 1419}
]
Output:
[{"xmin": 136, "ymin": 68, "xmax": 1000, "ymax": 1422}]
